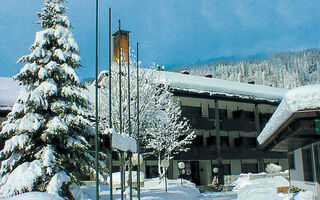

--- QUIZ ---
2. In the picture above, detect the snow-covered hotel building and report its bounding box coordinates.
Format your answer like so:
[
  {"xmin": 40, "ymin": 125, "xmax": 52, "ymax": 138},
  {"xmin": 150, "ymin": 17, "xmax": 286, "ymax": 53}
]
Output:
[
  {"xmin": 258, "ymin": 85, "xmax": 320, "ymax": 197},
  {"xmin": 153, "ymin": 70, "xmax": 289, "ymax": 185}
]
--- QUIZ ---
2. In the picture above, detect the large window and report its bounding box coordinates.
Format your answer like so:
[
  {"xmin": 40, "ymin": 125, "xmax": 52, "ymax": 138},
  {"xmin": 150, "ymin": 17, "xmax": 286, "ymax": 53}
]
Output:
[
  {"xmin": 302, "ymin": 148, "xmax": 314, "ymax": 182},
  {"xmin": 181, "ymin": 106, "xmax": 201, "ymax": 117}
]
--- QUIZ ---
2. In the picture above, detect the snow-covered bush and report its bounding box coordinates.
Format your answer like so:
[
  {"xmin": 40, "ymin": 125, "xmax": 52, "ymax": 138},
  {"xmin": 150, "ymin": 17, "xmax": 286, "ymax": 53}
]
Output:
[
  {"xmin": 265, "ymin": 163, "xmax": 282, "ymax": 174},
  {"xmin": 0, "ymin": 0, "xmax": 106, "ymax": 198}
]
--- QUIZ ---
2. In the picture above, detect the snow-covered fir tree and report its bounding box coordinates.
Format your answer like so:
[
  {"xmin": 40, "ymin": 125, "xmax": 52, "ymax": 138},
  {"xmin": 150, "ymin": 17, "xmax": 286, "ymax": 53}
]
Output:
[
  {"xmin": 0, "ymin": 0, "xmax": 106, "ymax": 198},
  {"xmin": 96, "ymin": 59, "xmax": 195, "ymax": 177}
]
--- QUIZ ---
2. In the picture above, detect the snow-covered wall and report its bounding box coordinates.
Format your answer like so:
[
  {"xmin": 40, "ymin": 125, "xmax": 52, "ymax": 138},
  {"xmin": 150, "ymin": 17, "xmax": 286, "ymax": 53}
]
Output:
[
  {"xmin": 257, "ymin": 84, "xmax": 320, "ymax": 145},
  {"xmin": 0, "ymin": 77, "xmax": 20, "ymax": 110}
]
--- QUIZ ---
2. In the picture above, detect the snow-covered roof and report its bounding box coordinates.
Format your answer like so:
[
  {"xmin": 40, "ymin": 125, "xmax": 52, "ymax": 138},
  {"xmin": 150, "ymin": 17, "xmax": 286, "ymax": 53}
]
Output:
[
  {"xmin": 0, "ymin": 77, "xmax": 20, "ymax": 110},
  {"xmin": 257, "ymin": 84, "xmax": 320, "ymax": 145},
  {"xmin": 155, "ymin": 71, "xmax": 288, "ymax": 103}
]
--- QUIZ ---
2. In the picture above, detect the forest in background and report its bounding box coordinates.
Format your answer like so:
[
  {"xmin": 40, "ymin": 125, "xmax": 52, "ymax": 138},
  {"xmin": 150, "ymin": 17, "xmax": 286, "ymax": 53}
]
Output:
[{"xmin": 173, "ymin": 49, "xmax": 320, "ymax": 89}]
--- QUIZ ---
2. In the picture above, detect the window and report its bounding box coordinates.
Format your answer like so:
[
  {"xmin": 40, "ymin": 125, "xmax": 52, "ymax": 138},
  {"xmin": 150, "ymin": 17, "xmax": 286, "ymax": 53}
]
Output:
[
  {"xmin": 234, "ymin": 137, "xmax": 257, "ymax": 148},
  {"xmin": 302, "ymin": 148, "xmax": 314, "ymax": 182},
  {"xmin": 208, "ymin": 108, "xmax": 228, "ymax": 120},
  {"xmin": 192, "ymin": 135, "xmax": 203, "ymax": 146},
  {"xmin": 232, "ymin": 110, "xmax": 254, "ymax": 121},
  {"xmin": 241, "ymin": 163, "xmax": 258, "ymax": 173},
  {"xmin": 223, "ymin": 164, "xmax": 231, "ymax": 175},
  {"xmin": 146, "ymin": 165, "xmax": 158, "ymax": 178},
  {"xmin": 181, "ymin": 106, "xmax": 201, "ymax": 117},
  {"xmin": 221, "ymin": 136, "xmax": 230, "ymax": 148},
  {"xmin": 288, "ymin": 153, "xmax": 295, "ymax": 169},
  {"xmin": 207, "ymin": 136, "xmax": 216, "ymax": 146}
]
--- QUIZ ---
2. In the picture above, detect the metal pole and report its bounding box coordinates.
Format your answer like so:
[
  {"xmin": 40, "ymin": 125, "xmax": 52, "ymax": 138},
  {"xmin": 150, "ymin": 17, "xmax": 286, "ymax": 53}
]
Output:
[
  {"xmin": 120, "ymin": 152, "xmax": 124, "ymax": 200},
  {"xmin": 136, "ymin": 42, "xmax": 141, "ymax": 200},
  {"xmin": 118, "ymin": 20, "xmax": 124, "ymax": 200},
  {"xmin": 129, "ymin": 154, "xmax": 133, "ymax": 200},
  {"xmin": 127, "ymin": 32, "xmax": 133, "ymax": 200},
  {"xmin": 95, "ymin": 0, "xmax": 100, "ymax": 199},
  {"xmin": 108, "ymin": 7, "xmax": 113, "ymax": 200},
  {"xmin": 118, "ymin": 20, "xmax": 122, "ymax": 134},
  {"xmin": 180, "ymin": 170, "xmax": 182, "ymax": 185},
  {"xmin": 165, "ymin": 169, "xmax": 168, "ymax": 193}
]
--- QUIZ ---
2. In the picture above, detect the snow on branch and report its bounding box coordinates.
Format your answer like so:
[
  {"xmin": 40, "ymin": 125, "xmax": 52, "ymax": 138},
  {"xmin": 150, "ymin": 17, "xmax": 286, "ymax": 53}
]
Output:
[{"xmin": 46, "ymin": 171, "xmax": 70, "ymax": 194}]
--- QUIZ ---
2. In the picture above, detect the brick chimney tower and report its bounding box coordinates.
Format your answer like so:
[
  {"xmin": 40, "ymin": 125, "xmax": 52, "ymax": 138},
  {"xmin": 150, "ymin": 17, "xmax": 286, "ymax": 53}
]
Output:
[{"xmin": 112, "ymin": 30, "xmax": 130, "ymax": 63}]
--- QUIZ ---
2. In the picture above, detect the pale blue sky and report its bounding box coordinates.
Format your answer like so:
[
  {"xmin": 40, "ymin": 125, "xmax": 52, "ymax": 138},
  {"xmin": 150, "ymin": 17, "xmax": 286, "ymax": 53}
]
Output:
[{"xmin": 1, "ymin": 0, "xmax": 320, "ymax": 80}]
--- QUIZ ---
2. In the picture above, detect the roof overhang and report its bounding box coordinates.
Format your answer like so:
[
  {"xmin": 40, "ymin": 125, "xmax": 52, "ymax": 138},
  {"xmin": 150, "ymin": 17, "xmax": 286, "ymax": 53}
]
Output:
[
  {"xmin": 170, "ymin": 88, "xmax": 281, "ymax": 106},
  {"xmin": 260, "ymin": 110, "xmax": 320, "ymax": 152}
]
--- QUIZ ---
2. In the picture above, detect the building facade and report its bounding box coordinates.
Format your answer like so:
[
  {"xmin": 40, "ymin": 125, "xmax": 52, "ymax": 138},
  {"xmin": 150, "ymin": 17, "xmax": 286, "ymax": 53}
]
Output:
[{"xmin": 127, "ymin": 70, "xmax": 289, "ymax": 185}]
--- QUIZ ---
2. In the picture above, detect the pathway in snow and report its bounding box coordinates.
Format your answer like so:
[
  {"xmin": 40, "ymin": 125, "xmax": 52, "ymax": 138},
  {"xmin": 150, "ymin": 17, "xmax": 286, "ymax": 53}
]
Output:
[{"xmin": 199, "ymin": 191, "xmax": 237, "ymax": 200}]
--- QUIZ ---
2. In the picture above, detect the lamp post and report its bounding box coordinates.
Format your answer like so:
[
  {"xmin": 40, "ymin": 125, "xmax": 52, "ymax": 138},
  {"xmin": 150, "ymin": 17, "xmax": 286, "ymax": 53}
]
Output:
[
  {"xmin": 131, "ymin": 153, "xmax": 143, "ymax": 166},
  {"xmin": 177, "ymin": 162, "xmax": 185, "ymax": 186},
  {"xmin": 131, "ymin": 153, "xmax": 143, "ymax": 196},
  {"xmin": 161, "ymin": 159, "xmax": 170, "ymax": 193},
  {"xmin": 212, "ymin": 167, "xmax": 219, "ymax": 186}
]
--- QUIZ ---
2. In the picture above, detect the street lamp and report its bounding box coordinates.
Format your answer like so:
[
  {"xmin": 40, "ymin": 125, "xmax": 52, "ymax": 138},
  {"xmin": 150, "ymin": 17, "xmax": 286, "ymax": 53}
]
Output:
[
  {"xmin": 212, "ymin": 167, "xmax": 219, "ymax": 186},
  {"xmin": 178, "ymin": 161, "xmax": 185, "ymax": 185},
  {"xmin": 131, "ymin": 153, "xmax": 143, "ymax": 196},
  {"xmin": 131, "ymin": 153, "xmax": 143, "ymax": 166},
  {"xmin": 161, "ymin": 159, "xmax": 170, "ymax": 193}
]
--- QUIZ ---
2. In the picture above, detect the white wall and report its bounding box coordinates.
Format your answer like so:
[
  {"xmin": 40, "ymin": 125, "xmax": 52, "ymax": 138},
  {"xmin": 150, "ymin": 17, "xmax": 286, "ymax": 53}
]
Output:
[{"xmin": 290, "ymin": 147, "xmax": 319, "ymax": 199}]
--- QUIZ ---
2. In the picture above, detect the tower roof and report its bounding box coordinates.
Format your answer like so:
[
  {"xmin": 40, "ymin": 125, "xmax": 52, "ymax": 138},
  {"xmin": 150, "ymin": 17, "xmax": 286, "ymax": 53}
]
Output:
[{"xmin": 112, "ymin": 30, "xmax": 130, "ymax": 36}]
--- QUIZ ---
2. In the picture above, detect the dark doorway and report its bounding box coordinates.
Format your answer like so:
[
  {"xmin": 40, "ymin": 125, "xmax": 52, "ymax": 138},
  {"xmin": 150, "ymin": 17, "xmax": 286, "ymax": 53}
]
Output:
[{"xmin": 190, "ymin": 161, "xmax": 200, "ymax": 185}]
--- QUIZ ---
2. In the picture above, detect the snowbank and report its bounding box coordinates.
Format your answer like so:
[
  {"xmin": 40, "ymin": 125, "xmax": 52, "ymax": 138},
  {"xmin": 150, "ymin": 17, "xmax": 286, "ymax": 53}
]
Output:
[
  {"xmin": 106, "ymin": 171, "xmax": 145, "ymax": 187},
  {"xmin": 233, "ymin": 173, "xmax": 315, "ymax": 200},
  {"xmin": 234, "ymin": 176, "xmax": 289, "ymax": 200},
  {"xmin": 4, "ymin": 192, "xmax": 63, "ymax": 200},
  {"xmin": 258, "ymin": 84, "xmax": 320, "ymax": 145}
]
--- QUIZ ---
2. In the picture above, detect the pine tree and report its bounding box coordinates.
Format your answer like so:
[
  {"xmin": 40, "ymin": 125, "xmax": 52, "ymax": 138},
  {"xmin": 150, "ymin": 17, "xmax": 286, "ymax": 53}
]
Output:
[{"xmin": 0, "ymin": 0, "xmax": 105, "ymax": 198}]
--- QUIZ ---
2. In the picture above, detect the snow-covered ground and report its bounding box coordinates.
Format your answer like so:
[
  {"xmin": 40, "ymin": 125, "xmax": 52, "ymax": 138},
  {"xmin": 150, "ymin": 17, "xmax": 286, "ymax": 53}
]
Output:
[{"xmin": 2, "ymin": 176, "xmax": 315, "ymax": 200}]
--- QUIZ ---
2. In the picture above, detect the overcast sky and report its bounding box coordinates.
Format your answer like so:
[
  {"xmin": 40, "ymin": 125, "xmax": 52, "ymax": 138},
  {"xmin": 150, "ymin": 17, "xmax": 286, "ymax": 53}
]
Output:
[{"xmin": 1, "ymin": 0, "xmax": 320, "ymax": 80}]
